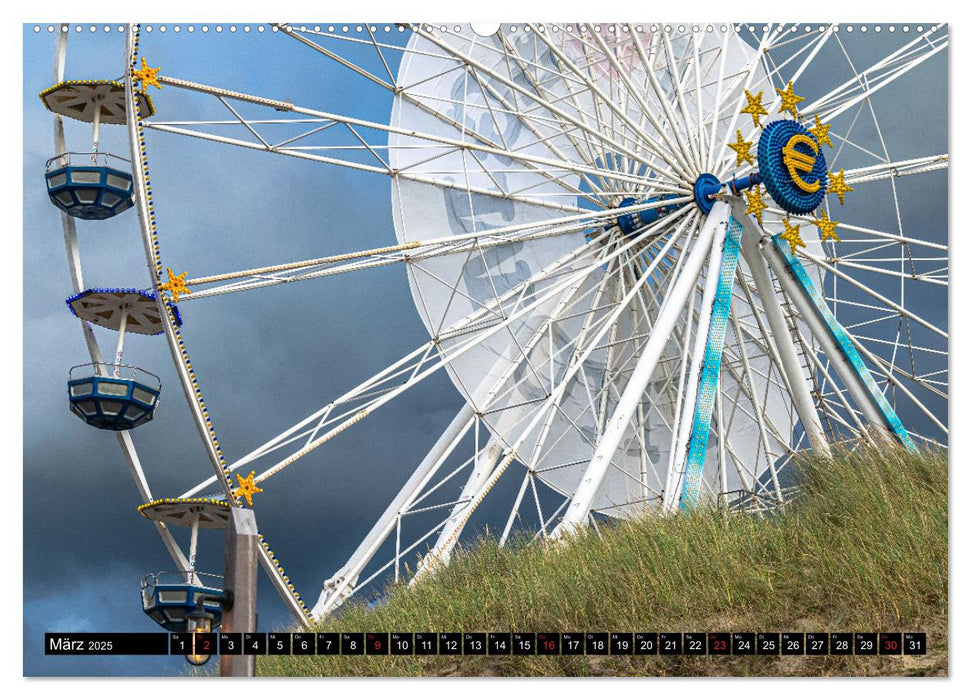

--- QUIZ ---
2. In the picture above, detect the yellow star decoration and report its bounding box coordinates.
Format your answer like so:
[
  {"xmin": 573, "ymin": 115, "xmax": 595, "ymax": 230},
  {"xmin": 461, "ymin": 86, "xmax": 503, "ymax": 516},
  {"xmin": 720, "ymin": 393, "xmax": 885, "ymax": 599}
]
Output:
[
  {"xmin": 744, "ymin": 185, "xmax": 768, "ymax": 226},
  {"xmin": 780, "ymin": 217, "xmax": 806, "ymax": 256},
  {"xmin": 813, "ymin": 209, "xmax": 840, "ymax": 243},
  {"xmin": 740, "ymin": 89, "xmax": 768, "ymax": 128},
  {"xmin": 827, "ymin": 169, "xmax": 854, "ymax": 206},
  {"xmin": 132, "ymin": 57, "xmax": 162, "ymax": 90},
  {"xmin": 728, "ymin": 129, "xmax": 756, "ymax": 167},
  {"xmin": 808, "ymin": 113, "xmax": 833, "ymax": 148},
  {"xmin": 234, "ymin": 470, "xmax": 263, "ymax": 507},
  {"xmin": 776, "ymin": 81, "xmax": 805, "ymax": 119},
  {"xmin": 159, "ymin": 267, "xmax": 191, "ymax": 302}
]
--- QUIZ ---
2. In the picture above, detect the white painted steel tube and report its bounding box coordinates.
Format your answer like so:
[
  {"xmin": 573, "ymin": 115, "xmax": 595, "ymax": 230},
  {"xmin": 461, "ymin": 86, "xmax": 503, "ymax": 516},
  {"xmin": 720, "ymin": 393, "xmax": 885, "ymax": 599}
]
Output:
[{"xmin": 553, "ymin": 202, "xmax": 731, "ymax": 537}]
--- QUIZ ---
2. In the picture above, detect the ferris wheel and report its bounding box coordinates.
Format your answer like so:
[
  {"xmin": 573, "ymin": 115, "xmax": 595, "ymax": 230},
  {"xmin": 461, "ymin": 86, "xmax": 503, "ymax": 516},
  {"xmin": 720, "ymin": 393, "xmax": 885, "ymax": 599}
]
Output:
[{"xmin": 45, "ymin": 22, "xmax": 948, "ymax": 628}]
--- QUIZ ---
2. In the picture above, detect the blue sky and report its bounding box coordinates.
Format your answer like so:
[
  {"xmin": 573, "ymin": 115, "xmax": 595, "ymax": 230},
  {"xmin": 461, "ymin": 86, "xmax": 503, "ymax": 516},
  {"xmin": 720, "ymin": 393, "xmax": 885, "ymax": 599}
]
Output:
[{"xmin": 21, "ymin": 20, "xmax": 948, "ymax": 678}]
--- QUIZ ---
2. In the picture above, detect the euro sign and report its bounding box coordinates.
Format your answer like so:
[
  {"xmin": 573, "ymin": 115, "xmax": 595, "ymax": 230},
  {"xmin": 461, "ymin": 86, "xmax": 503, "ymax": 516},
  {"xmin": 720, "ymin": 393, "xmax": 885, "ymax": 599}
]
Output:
[{"xmin": 782, "ymin": 133, "xmax": 821, "ymax": 193}]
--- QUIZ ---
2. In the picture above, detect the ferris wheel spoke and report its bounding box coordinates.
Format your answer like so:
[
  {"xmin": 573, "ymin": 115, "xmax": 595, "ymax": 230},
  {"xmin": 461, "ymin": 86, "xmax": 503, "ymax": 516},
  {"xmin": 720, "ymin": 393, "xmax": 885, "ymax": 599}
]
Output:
[
  {"xmin": 420, "ymin": 217, "xmax": 699, "ymax": 562},
  {"xmin": 499, "ymin": 28, "xmax": 640, "ymax": 170},
  {"xmin": 586, "ymin": 26, "xmax": 697, "ymax": 181},
  {"xmin": 804, "ymin": 25, "xmax": 947, "ymax": 122},
  {"xmin": 444, "ymin": 36, "xmax": 628, "ymax": 183},
  {"xmin": 176, "ymin": 196, "xmax": 690, "ymax": 300},
  {"xmin": 473, "ymin": 222, "xmax": 690, "ymax": 449},
  {"xmin": 750, "ymin": 25, "xmax": 834, "ymax": 103},
  {"xmin": 412, "ymin": 25, "xmax": 690, "ymax": 188},
  {"xmin": 398, "ymin": 85, "xmax": 616, "ymax": 206},
  {"xmin": 659, "ymin": 29, "xmax": 704, "ymax": 172},
  {"xmin": 710, "ymin": 27, "xmax": 777, "ymax": 177},
  {"xmin": 471, "ymin": 253, "xmax": 621, "ymax": 419},
  {"xmin": 499, "ymin": 258, "xmax": 661, "ymax": 478},
  {"xmin": 454, "ymin": 92, "xmax": 610, "ymax": 206},
  {"xmin": 628, "ymin": 26, "xmax": 706, "ymax": 181},
  {"xmin": 458, "ymin": 50, "xmax": 632, "ymax": 199},
  {"xmin": 185, "ymin": 234, "xmax": 607, "ymax": 498},
  {"xmin": 283, "ymin": 26, "xmax": 622, "ymax": 206},
  {"xmin": 825, "ymin": 258, "xmax": 946, "ymax": 287},
  {"xmin": 363, "ymin": 25, "xmax": 400, "ymax": 84},
  {"xmin": 701, "ymin": 28, "xmax": 737, "ymax": 171},
  {"xmin": 763, "ymin": 207, "xmax": 945, "ymax": 252},
  {"xmin": 492, "ymin": 33, "xmax": 627, "ymax": 197},
  {"xmin": 794, "ymin": 249, "xmax": 946, "ymax": 339},
  {"xmin": 202, "ymin": 214, "xmax": 680, "ymax": 491},
  {"xmin": 149, "ymin": 76, "xmax": 675, "ymax": 198},
  {"xmin": 691, "ymin": 31, "xmax": 719, "ymax": 170},
  {"xmin": 840, "ymin": 155, "xmax": 949, "ymax": 186},
  {"xmin": 332, "ymin": 485, "xmax": 484, "ymax": 607}
]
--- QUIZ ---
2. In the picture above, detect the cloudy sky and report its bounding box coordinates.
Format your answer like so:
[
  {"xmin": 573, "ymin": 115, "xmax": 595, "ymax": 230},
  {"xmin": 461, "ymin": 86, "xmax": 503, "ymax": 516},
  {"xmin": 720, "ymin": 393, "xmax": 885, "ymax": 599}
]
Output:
[{"xmin": 22, "ymin": 22, "xmax": 947, "ymax": 676}]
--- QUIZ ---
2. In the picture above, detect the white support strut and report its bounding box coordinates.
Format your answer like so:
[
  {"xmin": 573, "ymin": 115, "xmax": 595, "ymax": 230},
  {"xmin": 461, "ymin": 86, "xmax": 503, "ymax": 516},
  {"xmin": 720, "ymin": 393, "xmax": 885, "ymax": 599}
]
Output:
[
  {"xmin": 662, "ymin": 213, "xmax": 727, "ymax": 511},
  {"xmin": 730, "ymin": 200, "xmax": 830, "ymax": 455},
  {"xmin": 553, "ymin": 201, "xmax": 731, "ymax": 537}
]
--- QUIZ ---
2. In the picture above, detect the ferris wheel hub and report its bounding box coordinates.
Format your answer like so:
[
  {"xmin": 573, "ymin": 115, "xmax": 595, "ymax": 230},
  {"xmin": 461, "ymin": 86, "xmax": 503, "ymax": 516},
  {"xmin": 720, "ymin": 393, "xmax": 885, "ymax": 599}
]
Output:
[
  {"xmin": 616, "ymin": 173, "xmax": 728, "ymax": 236},
  {"xmin": 692, "ymin": 173, "xmax": 723, "ymax": 215}
]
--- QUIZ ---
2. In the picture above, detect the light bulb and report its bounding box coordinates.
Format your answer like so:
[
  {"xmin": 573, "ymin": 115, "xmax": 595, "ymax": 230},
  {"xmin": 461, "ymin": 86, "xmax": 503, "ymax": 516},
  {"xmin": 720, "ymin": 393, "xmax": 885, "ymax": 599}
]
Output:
[{"xmin": 185, "ymin": 609, "xmax": 213, "ymax": 666}]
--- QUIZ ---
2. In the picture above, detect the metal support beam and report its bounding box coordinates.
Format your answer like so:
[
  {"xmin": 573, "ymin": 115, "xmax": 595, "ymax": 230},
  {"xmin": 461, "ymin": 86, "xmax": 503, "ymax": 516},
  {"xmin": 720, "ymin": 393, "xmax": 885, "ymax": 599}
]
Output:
[
  {"xmin": 760, "ymin": 234, "xmax": 916, "ymax": 450},
  {"xmin": 220, "ymin": 508, "xmax": 258, "ymax": 678},
  {"xmin": 553, "ymin": 202, "xmax": 731, "ymax": 537},
  {"xmin": 731, "ymin": 200, "xmax": 831, "ymax": 455},
  {"xmin": 677, "ymin": 215, "xmax": 745, "ymax": 510},
  {"xmin": 663, "ymin": 216, "xmax": 728, "ymax": 510}
]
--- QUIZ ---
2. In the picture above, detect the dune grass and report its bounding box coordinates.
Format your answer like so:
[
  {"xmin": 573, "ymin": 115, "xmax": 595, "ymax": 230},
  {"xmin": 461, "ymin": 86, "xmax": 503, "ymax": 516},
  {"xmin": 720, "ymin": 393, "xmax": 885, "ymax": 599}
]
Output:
[{"xmin": 259, "ymin": 445, "xmax": 947, "ymax": 676}]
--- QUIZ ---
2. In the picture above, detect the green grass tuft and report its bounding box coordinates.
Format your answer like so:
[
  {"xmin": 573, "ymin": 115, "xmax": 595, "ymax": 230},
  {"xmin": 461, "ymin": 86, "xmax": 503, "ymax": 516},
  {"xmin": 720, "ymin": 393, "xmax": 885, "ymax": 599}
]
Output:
[{"xmin": 258, "ymin": 445, "xmax": 947, "ymax": 677}]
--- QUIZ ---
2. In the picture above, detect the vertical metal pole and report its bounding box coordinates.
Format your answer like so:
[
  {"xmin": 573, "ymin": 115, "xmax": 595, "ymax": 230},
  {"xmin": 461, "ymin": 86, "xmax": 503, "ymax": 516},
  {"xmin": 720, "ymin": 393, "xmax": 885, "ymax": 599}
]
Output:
[
  {"xmin": 187, "ymin": 515, "xmax": 199, "ymax": 585},
  {"xmin": 91, "ymin": 100, "xmax": 101, "ymax": 164},
  {"xmin": 113, "ymin": 309, "xmax": 127, "ymax": 378},
  {"xmin": 220, "ymin": 508, "xmax": 258, "ymax": 678}
]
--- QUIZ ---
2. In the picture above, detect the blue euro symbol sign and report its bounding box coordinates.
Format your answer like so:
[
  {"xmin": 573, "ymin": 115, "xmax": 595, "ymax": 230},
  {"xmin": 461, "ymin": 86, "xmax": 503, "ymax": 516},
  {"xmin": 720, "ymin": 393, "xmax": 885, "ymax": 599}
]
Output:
[{"xmin": 782, "ymin": 133, "xmax": 821, "ymax": 193}]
